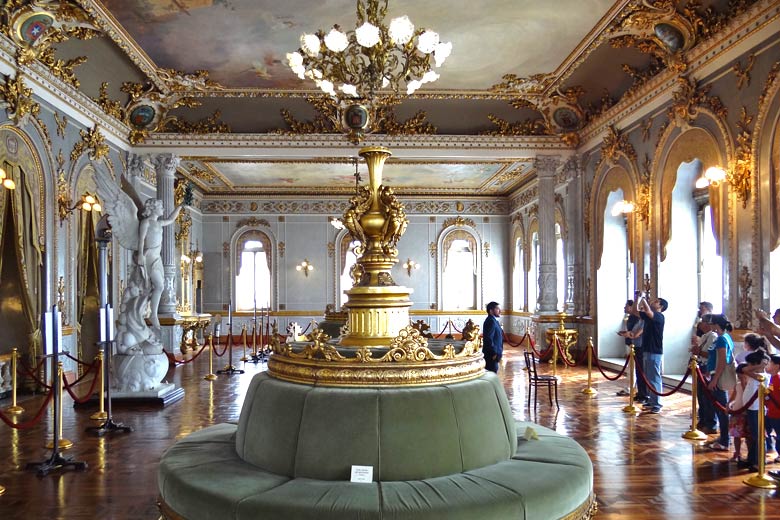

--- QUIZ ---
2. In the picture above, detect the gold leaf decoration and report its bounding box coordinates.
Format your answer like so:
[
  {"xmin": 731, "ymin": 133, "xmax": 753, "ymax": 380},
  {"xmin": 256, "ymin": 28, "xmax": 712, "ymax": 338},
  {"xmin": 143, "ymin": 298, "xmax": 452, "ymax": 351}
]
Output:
[
  {"xmin": 0, "ymin": 73, "xmax": 40, "ymax": 126},
  {"xmin": 70, "ymin": 125, "xmax": 108, "ymax": 162}
]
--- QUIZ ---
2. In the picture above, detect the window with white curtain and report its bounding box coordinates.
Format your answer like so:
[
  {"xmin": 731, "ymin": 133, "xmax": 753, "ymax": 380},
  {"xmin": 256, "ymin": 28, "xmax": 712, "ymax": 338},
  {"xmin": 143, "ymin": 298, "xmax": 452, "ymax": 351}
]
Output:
[
  {"xmin": 442, "ymin": 239, "xmax": 477, "ymax": 310},
  {"xmin": 235, "ymin": 240, "xmax": 271, "ymax": 311},
  {"xmin": 339, "ymin": 240, "xmax": 361, "ymax": 307}
]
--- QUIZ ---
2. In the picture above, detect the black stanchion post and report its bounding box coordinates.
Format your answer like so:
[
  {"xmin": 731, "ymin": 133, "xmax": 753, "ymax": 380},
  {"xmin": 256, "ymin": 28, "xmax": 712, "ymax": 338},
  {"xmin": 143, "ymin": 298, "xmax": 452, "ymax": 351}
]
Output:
[{"xmin": 26, "ymin": 305, "xmax": 88, "ymax": 476}]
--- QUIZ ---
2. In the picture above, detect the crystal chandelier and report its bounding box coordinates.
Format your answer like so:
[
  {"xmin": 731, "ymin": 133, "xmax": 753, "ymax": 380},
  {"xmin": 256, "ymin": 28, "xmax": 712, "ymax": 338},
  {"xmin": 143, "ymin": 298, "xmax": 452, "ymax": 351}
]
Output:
[{"xmin": 287, "ymin": 0, "xmax": 452, "ymax": 99}]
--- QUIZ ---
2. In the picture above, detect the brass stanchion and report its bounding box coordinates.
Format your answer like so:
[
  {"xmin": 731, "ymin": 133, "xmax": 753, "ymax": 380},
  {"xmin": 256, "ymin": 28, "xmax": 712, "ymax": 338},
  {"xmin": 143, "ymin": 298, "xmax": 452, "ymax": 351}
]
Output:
[
  {"xmin": 252, "ymin": 324, "xmax": 258, "ymax": 357},
  {"xmin": 90, "ymin": 350, "xmax": 107, "ymax": 421},
  {"xmin": 204, "ymin": 334, "xmax": 217, "ymax": 381},
  {"xmin": 5, "ymin": 347, "xmax": 24, "ymax": 415},
  {"xmin": 622, "ymin": 346, "xmax": 640, "ymax": 413},
  {"xmin": 682, "ymin": 356, "xmax": 707, "ymax": 441},
  {"xmin": 581, "ymin": 337, "xmax": 597, "ymax": 396},
  {"xmin": 240, "ymin": 324, "xmax": 249, "ymax": 362},
  {"xmin": 46, "ymin": 362, "xmax": 73, "ymax": 450},
  {"xmin": 550, "ymin": 332, "xmax": 559, "ymax": 377},
  {"xmin": 745, "ymin": 375, "xmax": 777, "ymax": 489}
]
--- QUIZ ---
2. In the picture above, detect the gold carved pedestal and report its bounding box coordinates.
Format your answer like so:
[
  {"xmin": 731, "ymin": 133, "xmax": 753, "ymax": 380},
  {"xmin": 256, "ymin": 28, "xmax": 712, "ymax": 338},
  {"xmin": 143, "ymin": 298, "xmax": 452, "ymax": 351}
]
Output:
[
  {"xmin": 545, "ymin": 313, "xmax": 578, "ymax": 364},
  {"xmin": 179, "ymin": 313, "xmax": 212, "ymax": 353}
]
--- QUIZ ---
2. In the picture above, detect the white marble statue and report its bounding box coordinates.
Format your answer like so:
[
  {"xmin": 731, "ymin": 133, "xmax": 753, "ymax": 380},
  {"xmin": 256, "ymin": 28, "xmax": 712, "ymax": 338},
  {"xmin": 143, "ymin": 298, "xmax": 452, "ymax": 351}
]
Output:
[{"xmin": 96, "ymin": 173, "xmax": 182, "ymax": 391}]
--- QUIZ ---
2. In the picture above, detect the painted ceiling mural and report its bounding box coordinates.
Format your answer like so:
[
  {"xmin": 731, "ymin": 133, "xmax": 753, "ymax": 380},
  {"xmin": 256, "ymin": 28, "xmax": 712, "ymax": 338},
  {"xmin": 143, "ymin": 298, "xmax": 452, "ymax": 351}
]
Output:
[{"xmin": 99, "ymin": 0, "xmax": 614, "ymax": 90}]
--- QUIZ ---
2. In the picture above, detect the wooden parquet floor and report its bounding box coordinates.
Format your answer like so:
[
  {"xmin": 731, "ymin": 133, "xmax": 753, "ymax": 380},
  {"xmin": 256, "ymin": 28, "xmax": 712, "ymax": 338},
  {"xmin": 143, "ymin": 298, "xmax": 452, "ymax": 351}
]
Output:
[{"xmin": 2, "ymin": 345, "xmax": 780, "ymax": 519}]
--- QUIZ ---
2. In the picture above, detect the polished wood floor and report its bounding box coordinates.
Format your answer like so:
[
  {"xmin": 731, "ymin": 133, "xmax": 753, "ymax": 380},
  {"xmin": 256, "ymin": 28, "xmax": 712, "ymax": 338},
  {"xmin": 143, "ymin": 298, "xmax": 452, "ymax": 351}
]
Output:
[{"xmin": 2, "ymin": 344, "xmax": 780, "ymax": 519}]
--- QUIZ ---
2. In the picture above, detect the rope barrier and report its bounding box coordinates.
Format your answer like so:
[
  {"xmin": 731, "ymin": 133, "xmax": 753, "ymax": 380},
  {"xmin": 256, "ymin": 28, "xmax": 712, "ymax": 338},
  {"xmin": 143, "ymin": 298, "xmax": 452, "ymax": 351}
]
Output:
[
  {"xmin": 695, "ymin": 366, "xmax": 759, "ymax": 415},
  {"xmin": 432, "ymin": 320, "xmax": 452, "ymax": 339},
  {"xmin": 591, "ymin": 353, "xmax": 630, "ymax": 381},
  {"xmin": 503, "ymin": 331, "xmax": 532, "ymax": 349},
  {"xmin": 212, "ymin": 335, "xmax": 231, "ymax": 357},
  {"xmin": 62, "ymin": 363, "xmax": 102, "ymax": 404},
  {"xmin": 0, "ymin": 389, "xmax": 53, "ymax": 429},
  {"xmin": 62, "ymin": 359, "xmax": 98, "ymax": 386},
  {"xmin": 165, "ymin": 341, "xmax": 209, "ymax": 366},
  {"xmin": 17, "ymin": 359, "xmax": 52, "ymax": 389},
  {"xmin": 555, "ymin": 336, "xmax": 577, "ymax": 367},
  {"xmin": 450, "ymin": 321, "xmax": 463, "ymax": 334},
  {"xmin": 633, "ymin": 360, "xmax": 691, "ymax": 397},
  {"xmin": 63, "ymin": 352, "xmax": 95, "ymax": 367}
]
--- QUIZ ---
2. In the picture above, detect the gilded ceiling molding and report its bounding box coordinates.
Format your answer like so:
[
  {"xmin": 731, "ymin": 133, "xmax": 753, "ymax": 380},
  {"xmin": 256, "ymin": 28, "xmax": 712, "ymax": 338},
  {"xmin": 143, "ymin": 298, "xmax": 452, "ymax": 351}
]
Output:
[
  {"xmin": 236, "ymin": 217, "xmax": 270, "ymax": 229},
  {"xmin": 621, "ymin": 57, "xmax": 665, "ymax": 98},
  {"xmin": 666, "ymin": 75, "xmax": 727, "ymax": 129},
  {"xmin": 729, "ymin": 106, "xmax": 754, "ymax": 208},
  {"xmin": 1, "ymin": 1, "xmax": 99, "ymax": 85},
  {"xmin": 70, "ymin": 124, "xmax": 107, "ymax": 162},
  {"xmin": 732, "ymin": 54, "xmax": 756, "ymax": 90},
  {"xmin": 481, "ymin": 115, "xmax": 549, "ymax": 138},
  {"xmin": 0, "ymin": 72, "xmax": 39, "ymax": 126},
  {"xmin": 120, "ymin": 68, "xmax": 225, "ymax": 144},
  {"xmin": 758, "ymin": 60, "xmax": 780, "ymax": 109},
  {"xmin": 277, "ymin": 95, "xmax": 436, "ymax": 142},
  {"xmin": 441, "ymin": 216, "xmax": 476, "ymax": 230},
  {"xmin": 92, "ymin": 82, "xmax": 124, "ymax": 121},
  {"xmin": 53, "ymin": 111, "xmax": 67, "ymax": 137}
]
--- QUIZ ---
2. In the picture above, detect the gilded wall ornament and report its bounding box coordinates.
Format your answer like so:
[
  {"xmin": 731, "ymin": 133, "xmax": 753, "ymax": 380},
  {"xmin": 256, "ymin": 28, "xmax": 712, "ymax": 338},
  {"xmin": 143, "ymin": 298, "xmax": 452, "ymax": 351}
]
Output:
[
  {"xmin": 174, "ymin": 211, "xmax": 192, "ymax": 243},
  {"xmin": 728, "ymin": 106, "xmax": 754, "ymax": 208},
  {"xmin": 222, "ymin": 242, "xmax": 229, "ymax": 258},
  {"xmin": 54, "ymin": 111, "xmax": 67, "ymax": 137},
  {"xmin": 327, "ymin": 242, "xmax": 335, "ymax": 258},
  {"xmin": 236, "ymin": 217, "xmax": 270, "ymax": 228},
  {"xmin": 70, "ymin": 125, "xmax": 108, "ymax": 162},
  {"xmin": 482, "ymin": 115, "xmax": 549, "ymax": 137},
  {"xmin": 597, "ymin": 125, "xmax": 636, "ymax": 168},
  {"xmin": 34, "ymin": 114, "xmax": 51, "ymax": 147},
  {"xmin": 0, "ymin": 73, "xmax": 40, "ymax": 126},
  {"xmin": 186, "ymin": 166, "xmax": 217, "ymax": 185},
  {"xmin": 732, "ymin": 54, "xmax": 756, "ymax": 90},
  {"xmin": 442, "ymin": 216, "xmax": 476, "ymax": 229},
  {"xmin": 667, "ymin": 76, "xmax": 727, "ymax": 128},
  {"xmin": 57, "ymin": 275, "xmax": 68, "ymax": 326},
  {"xmin": 640, "ymin": 117, "xmax": 653, "ymax": 142},
  {"xmin": 92, "ymin": 82, "xmax": 124, "ymax": 121},
  {"xmin": 621, "ymin": 57, "xmax": 665, "ymax": 98},
  {"xmin": 428, "ymin": 242, "xmax": 437, "ymax": 258},
  {"xmin": 738, "ymin": 265, "xmax": 753, "ymax": 330},
  {"xmin": 483, "ymin": 242, "xmax": 491, "ymax": 257},
  {"xmin": 759, "ymin": 60, "xmax": 780, "ymax": 109},
  {"xmin": 160, "ymin": 109, "xmax": 230, "ymax": 135},
  {"xmin": 278, "ymin": 242, "xmax": 285, "ymax": 258}
]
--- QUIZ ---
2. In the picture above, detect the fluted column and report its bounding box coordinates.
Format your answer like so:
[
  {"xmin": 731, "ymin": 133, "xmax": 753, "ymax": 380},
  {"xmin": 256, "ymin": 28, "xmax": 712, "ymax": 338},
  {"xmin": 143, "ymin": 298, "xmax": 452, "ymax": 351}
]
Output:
[
  {"xmin": 562, "ymin": 156, "xmax": 585, "ymax": 315},
  {"xmin": 153, "ymin": 153, "xmax": 180, "ymax": 316},
  {"xmin": 536, "ymin": 155, "xmax": 560, "ymax": 314}
]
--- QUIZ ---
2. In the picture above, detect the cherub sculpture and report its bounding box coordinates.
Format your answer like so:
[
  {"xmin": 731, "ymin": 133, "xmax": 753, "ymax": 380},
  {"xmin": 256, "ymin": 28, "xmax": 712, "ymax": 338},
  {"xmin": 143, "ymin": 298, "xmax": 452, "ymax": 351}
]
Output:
[{"xmin": 96, "ymin": 173, "xmax": 182, "ymax": 355}]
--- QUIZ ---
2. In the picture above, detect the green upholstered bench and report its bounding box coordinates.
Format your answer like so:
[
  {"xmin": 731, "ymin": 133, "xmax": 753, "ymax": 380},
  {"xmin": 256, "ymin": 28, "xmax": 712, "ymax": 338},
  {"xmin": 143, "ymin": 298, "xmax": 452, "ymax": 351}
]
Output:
[{"xmin": 158, "ymin": 372, "xmax": 594, "ymax": 519}]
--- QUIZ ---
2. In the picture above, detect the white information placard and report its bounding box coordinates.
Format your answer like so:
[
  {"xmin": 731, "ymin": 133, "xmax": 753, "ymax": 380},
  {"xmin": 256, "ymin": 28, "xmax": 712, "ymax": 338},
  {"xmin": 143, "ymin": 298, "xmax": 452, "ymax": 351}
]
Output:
[{"xmin": 350, "ymin": 465, "xmax": 373, "ymax": 483}]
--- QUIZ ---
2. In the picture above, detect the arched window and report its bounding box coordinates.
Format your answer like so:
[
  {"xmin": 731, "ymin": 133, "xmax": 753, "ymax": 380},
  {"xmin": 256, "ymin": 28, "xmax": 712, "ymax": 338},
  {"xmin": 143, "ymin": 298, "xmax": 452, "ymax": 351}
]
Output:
[
  {"xmin": 339, "ymin": 237, "xmax": 361, "ymax": 307},
  {"xmin": 698, "ymin": 202, "xmax": 722, "ymax": 311},
  {"xmin": 528, "ymin": 225, "xmax": 539, "ymax": 312},
  {"xmin": 234, "ymin": 235, "xmax": 272, "ymax": 311},
  {"xmin": 513, "ymin": 237, "xmax": 525, "ymax": 312},
  {"xmin": 438, "ymin": 228, "xmax": 481, "ymax": 311},
  {"xmin": 555, "ymin": 222, "xmax": 565, "ymax": 310}
]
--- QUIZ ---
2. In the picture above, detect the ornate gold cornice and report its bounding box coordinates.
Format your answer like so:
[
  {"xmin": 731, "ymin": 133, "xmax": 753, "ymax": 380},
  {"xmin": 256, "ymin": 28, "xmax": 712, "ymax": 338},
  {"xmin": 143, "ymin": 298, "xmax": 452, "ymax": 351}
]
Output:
[
  {"xmin": 70, "ymin": 124, "xmax": 107, "ymax": 162},
  {"xmin": 597, "ymin": 124, "xmax": 636, "ymax": 169},
  {"xmin": 666, "ymin": 75, "xmax": 727, "ymax": 128},
  {"xmin": 92, "ymin": 81, "xmax": 124, "ymax": 120},
  {"xmin": 442, "ymin": 216, "xmax": 476, "ymax": 229},
  {"xmin": 0, "ymin": 72, "xmax": 39, "ymax": 126}
]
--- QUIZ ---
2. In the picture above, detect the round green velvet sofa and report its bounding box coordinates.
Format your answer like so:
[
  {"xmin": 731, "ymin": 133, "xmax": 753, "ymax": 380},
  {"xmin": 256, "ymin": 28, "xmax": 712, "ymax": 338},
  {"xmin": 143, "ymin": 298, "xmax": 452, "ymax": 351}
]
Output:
[{"xmin": 158, "ymin": 372, "xmax": 594, "ymax": 519}]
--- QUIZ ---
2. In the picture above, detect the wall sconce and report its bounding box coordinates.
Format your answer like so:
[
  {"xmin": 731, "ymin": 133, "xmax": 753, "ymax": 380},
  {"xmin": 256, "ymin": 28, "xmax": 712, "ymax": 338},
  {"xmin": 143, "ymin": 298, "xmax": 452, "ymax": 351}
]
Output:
[
  {"xmin": 0, "ymin": 166, "xmax": 15, "ymax": 190},
  {"xmin": 695, "ymin": 166, "xmax": 727, "ymax": 189},
  {"xmin": 58, "ymin": 192, "xmax": 101, "ymax": 223},
  {"xmin": 181, "ymin": 248, "xmax": 203, "ymax": 265},
  {"xmin": 329, "ymin": 216, "xmax": 345, "ymax": 230},
  {"xmin": 296, "ymin": 259, "xmax": 314, "ymax": 277},
  {"xmin": 403, "ymin": 258, "xmax": 420, "ymax": 276},
  {"xmin": 611, "ymin": 199, "xmax": 635, "ymax": 217}
]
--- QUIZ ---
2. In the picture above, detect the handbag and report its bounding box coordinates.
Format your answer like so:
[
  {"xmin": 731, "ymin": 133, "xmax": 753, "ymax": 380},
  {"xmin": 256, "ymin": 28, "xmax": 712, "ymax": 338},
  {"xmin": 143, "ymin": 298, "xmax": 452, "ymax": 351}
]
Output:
[{"xmin": 718, "ymin": 360, "xmax": 737, "ymax": 391}]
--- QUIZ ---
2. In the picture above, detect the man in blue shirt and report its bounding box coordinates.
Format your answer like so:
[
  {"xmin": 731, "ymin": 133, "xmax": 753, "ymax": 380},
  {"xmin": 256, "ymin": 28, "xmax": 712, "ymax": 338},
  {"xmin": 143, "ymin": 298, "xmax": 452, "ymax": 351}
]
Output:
[
  {"xmin": 483, "ymin": 301, "xmax": 503, "ymax": 373},
  {"xmin": 633, "ymin": 295, "xmax": 668, "ymax": 414}
]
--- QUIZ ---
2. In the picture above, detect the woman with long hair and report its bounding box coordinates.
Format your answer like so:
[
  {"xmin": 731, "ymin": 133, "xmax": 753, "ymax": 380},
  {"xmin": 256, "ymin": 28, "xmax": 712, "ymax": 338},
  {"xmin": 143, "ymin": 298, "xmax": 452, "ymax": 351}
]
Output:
[{"xmin": 705, "ymin": 313, "xmax": 735, "ymax": 451}]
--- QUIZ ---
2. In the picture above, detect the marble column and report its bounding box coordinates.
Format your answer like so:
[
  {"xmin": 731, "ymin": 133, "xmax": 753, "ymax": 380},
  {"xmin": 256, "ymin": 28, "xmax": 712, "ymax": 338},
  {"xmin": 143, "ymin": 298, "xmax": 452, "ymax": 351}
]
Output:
[
  {"xmin": 562, "ymin": 156, "xmax": 586, "ymax": 315},
  {"xmin": 152, "ymin": 154, "xmax": 181, "ymax": 316},
  {"xmin": 535, "ymin": 155, "xmax": 560, "ymax": 314}
]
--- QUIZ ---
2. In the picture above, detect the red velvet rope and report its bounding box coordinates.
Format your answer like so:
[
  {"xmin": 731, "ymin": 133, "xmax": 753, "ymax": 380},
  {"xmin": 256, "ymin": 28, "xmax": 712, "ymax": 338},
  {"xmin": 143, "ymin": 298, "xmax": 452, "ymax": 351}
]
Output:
[
  {"xmin": 212, "ymin": 335, "xmax": 231, "ymax": 357},
  {"xmin": 634, "ymin": 361, "xmax": 692, "ymax": 396},
  {"xmin": 64, "ymin": 352, "xmax": 95, "ymax": 367},
  {"xmin": 695, "ymin": 366, "xmax": 759, "ymax": 415},
  {"xmin": 591, "ymin": 353, "xmax": 630, "ymax": 381},
  {"xmin": 17, "ymin": 359, "xmax": 52, "ymax": 389},
  {"xmin": 554, "ymin": 336, "xmax": 578, "ymax": 367},
  {"xmin": 0, "ymin": 389, "xmax": 53, "ymax": 429},
  {"xmin": 450, "ymin": 321, "xmax": 463, "ymax": 334},
  {"xmin": 503, "ymin": 331, "xmax": 529, "ymax": 349},
  {"xmin": 63, "ymin": 358, "xmax": 98, "ymax": 386},
  {"xmin": 165, "ymin": 341, "xmax": 209, "ymax": 365},
  {"xmin": 432, "ymin": 321, "xmax": 452, "ymax": 339},
  {"xmin": 62, "ymin": 363, "xmax": 102, "ymax": 404}
]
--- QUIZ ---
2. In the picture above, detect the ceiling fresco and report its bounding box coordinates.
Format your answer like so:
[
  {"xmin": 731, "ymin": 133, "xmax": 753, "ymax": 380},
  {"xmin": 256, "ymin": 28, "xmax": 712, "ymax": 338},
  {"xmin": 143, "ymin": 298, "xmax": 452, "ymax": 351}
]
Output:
[
  {"xmin": 182, "ymin": 159, "xmax": 532, "ymax": 195},
  {"xmin": 99, "ymin": 0, "xmax": 615, "ymax": 91}
]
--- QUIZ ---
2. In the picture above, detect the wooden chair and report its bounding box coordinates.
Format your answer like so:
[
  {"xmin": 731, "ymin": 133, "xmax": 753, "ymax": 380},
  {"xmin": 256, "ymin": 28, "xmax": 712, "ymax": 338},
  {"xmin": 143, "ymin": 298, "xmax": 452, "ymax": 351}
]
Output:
[{"xmin": 523, "ymin": 350, "xmax": 560, "ymax": 409}]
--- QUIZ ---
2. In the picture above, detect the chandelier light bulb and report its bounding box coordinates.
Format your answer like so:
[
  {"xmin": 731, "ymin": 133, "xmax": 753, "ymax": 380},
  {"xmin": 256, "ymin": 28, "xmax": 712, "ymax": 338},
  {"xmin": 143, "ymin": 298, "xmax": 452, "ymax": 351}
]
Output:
[
  {"xmin": 3, "ymin": 178, "xmax": 15, "ymax": 190},
  {"xmin": 433, "ymin": 41, "xmax": 452, "ymax": 66},
  {"xmin": 339, "ymin": 83, "xmax": 359, "ymax": 97},
  {"xmin": 421, "ymin": 70, "xmax": 439, "ymax": 84},
  {"xmin": 416, "ymin": 30, "xmax": 439, "ymax": 54},
  {"xmin": 82, "ymin": 202, "xmax": 92, "ymax": 211},
  {"xmin": 318, "ymin": 79, "xmax": 336, "ymax": 96},
  {"xmin": 355, "ymin": 21, "xmax": 380, "ymax": 47},
  {"xmin": 705, "ymin": 166, "xmax": 726, "ymax": 184},
  {"xmin": 0, "ymin": 167, "xmax": 6, "ymax": 179},
  {"xmin": 695, "ymin": 176, "xmax": 709, "ymax": 189},
  {"xmin": 85, "ymin": 194, "xmax": 96, "ymax": 204},
  {"xmin": 388, "ymin": 15, "xmax": 414, "ymax": 44},
  {"xmin": 324, "ymin": 27, "xmax": 349, "ymax": 52},
  {"xmin": 301, "ymin": 33, "xmax": 321, "ymax": 57},
  {"xmin": 92, "ymin": 202, "xmax": 102, "ymax": 212}
]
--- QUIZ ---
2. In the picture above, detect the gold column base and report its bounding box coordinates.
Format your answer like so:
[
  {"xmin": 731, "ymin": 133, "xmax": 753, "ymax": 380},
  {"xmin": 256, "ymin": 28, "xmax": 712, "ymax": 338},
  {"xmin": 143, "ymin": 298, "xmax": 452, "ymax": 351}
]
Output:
[
  {"xmin": 45, "ymin": 438, "xmax": 73, "ymax": 450},
  {"xmin": 744, "ymin": 473, "xmax": 778, "ymax": 489},
  {"xmin": 5, "ymin": 405, "xmax": 24, "ymax": 415},
  {"xmin": 622, "ymin": 404, "xmax": 640, "ymax": 413},
  {"xmin": 340, "ymin": 285, "xmax": 412, "ymax": 347},
  {"xmin": 581, "ymin": 387, "xmax": 598, "ymax": 396},
  {"xmin": 682, "ymin": 428, "xmax": 708, "ymax": 441},
  {"xmin": 90, "ymin": 410, "xmax": 108, "ymax": 421},
  {"xmin": 204, "ymin": 373, "xmax": 217, "ymax": 381}
]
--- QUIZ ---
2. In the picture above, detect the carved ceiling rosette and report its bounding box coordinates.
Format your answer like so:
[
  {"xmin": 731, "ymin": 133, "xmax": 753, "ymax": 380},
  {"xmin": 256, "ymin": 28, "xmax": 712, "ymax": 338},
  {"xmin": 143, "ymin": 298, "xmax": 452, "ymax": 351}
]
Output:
[
  {"xmin": 0, "ymin": 72, "xmax": 40, "ymax": 126},
  {"xmin": 608, "ymin": 0, "xmax": 696, "ymax": 73},
  {"xmin": 2, "ymin": 1, "xmax": 101, "ymax": 86},
  {"xmin": 121, "ymin": 69, "xmax": 228, "ymax": 144}
]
